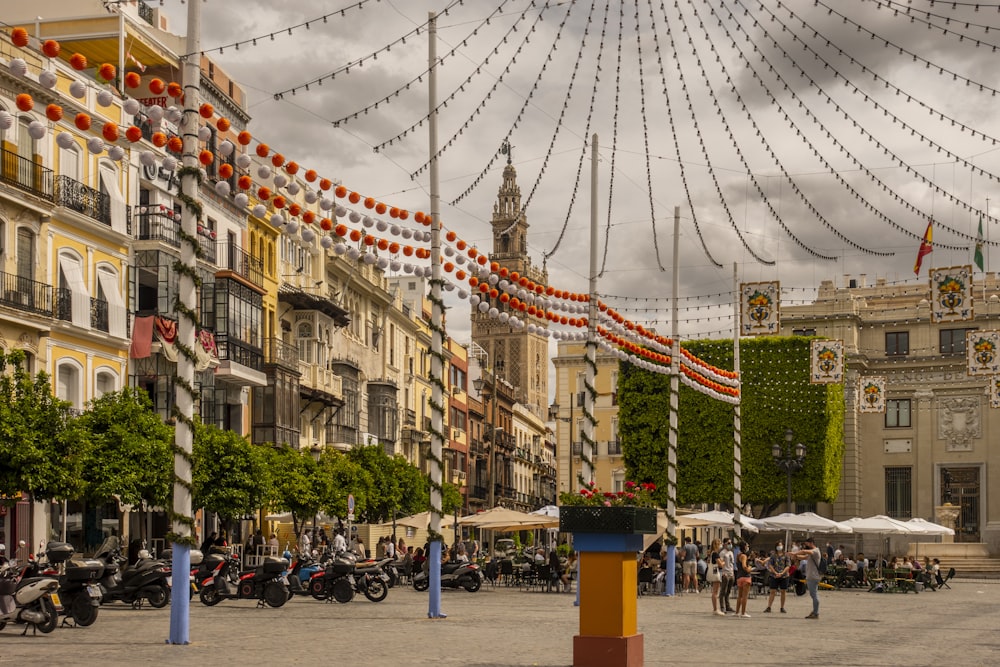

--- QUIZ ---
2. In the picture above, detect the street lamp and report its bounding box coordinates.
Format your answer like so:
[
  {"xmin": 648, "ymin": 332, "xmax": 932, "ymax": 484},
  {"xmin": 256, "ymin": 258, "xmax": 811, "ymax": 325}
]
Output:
[
  {"xmin": 473, "ymin": 374, "xmax": 498, "ymax": 510},
  {"xmin": 771, "ymin": 428, "xmax": 807, "ymax": 512},
  {"xmin": 549, "ymin": 401, "xmax": 574, "ymax": 493}
]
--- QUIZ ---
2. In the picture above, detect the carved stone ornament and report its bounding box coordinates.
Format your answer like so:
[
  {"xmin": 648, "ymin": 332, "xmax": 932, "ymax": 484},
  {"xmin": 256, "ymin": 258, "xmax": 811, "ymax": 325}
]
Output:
[{"xmin": 938, "ymin": 396, "xmax": 981, "ymax": 451}]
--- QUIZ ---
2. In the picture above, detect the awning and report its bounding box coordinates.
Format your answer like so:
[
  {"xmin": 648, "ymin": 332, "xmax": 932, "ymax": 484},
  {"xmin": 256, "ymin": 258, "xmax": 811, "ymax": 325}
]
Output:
[
  {"xmin": 97, "ymin": 270, "xmax": 126, "ymax": 338},
  {"xmin": 98, "ymin": 164, "xmax": 128, "ymax": 235},
  {"xmin": 58, "ymin": 255, "xmax": 90, "ymax": 329}
]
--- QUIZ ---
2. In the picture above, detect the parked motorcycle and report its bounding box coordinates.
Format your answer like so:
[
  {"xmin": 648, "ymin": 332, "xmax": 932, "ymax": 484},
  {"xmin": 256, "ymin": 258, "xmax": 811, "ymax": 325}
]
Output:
[
  {"xmin": 32, "ymin": 542, "xmax": 103, "ymax": 627},
  {"xmin": 93, "ymin": 536, "xmax": 171, "ymax": 608},
  {"xmin": 198, "ymin": 555, "xmax": 289, "ymax": 608},
  {"xmin": 307, "ymin": 552, "xmax": 389, "ymax": 603},
  {"xmin": 285, "ymin": 550, "xmax": 324, "ymax": 597},
  {"xmin": 0, "ymin": 556, "xmax": 61, "ymax": 634},
  {"xmin": 412, "ymin": 560, "xmax": 482, "ymax": 592},
  {"xmin": 159, "ymin": 547, "xmax": 203, "ymax": 599}
]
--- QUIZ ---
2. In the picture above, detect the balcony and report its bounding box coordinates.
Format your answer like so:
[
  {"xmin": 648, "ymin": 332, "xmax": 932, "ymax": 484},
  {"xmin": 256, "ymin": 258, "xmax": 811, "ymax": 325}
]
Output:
[
  {"xmin": 0, "ymin": 148, "xmax": 54, "ymax": 201},
  {"xmin": 137, "ymin": 0, "xmax": 155, "ymax": 25},
  {"xmin": 218, "ymin": 243, "xmax": 263, "ymax": 289},
  {"xmin": 404, "ymin": 408, "xmax": 417, "ymax": 427},
  {"xmin": 200, "ymin": 235, "xmax": 217, "ymax": 264},
  {"xmin": 263, "ymin": 337, "xmax": 299, "ymax": 370},
  {"xmin": 607, "ymin": 440, "xmax": 622, "ymax": 456},
  {"xmin": 214, "ymin": 333, "xmax": 266, "ymax": 387},
  {"xmin": 135, "ymin": 210, "xmax": 181, "ymax": 248},
  {"xmin": 0, "ymin": 272, "xmax": 53, "ymax": 318},
  {"xmin": 298, "ymin": 362, "xmax": 343, "ymax": 406},
  {"xmin": 54, "ymin": 289, "xmax": 108, "ymax": 332},
  {"xmin": 56, "ymin": 176, "xmax": 109, "ymax": 226},
  {"xmin": 90, "ymin": 296, "xmax": 109, "ymax": 333}
]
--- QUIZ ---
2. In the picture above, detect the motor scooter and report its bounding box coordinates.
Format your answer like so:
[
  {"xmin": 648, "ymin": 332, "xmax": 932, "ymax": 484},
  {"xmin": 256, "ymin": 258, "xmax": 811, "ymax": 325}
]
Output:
[
  {"xmin": 412, "ymin": 559, "xmax": 482, "ymax": 592},
  {"xmin": 93, "ymin": 536, "xmax": 171, "ymax": 608},
  {"xmin": 30, "ymin": 542, "xmax": 103, "ymax": 627},
  {"xmin": 285, "ymin": 550, "xmax": 324, "ymax": 596},
  {"xmin": 198, "ymin": 555, "xmax": 289, "ymax": 608},
  {"xmin": 0, "ymin": 552, "xmax": 61, "ymax": 635}
]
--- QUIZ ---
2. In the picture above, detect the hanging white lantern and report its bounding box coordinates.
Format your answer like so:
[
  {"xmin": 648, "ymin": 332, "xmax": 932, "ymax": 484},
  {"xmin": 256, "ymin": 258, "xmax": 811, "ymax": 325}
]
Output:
[
  {"xmin": 320, "ymin": 197, "xmax": 333, "ymax": 211},
  {"xmin": 162, "ymin": 155, "xmax": 177, "ymax": 172},
  {"xmin": 498, "ymin": 279, "xmax": 509, "ymax": 291},
  {"xmin": 284, "ymin": 219, "xmax": 297, "ymax": 234},
  {"xmin": 218, "ymin": 140, "xmax": 234, "ymax": 157},
  {"xmin": 301, "ymin": 228, "xmax": 315, "ymax": 243},
  {"xmin": 402, "ymin": 263, "xmax": 413, "ymax": 273},
  {"xmin": 527, "ymin": 324, "xmax": 537, "ymax": 334},
  {"xmin": 334, "ymin": 242, "xmax": 347, "ymax": 255},
  {"xmin": 346, "ymin": 247, "xmax": 360, "ymax": 260},
  {"xmin": 488, "ymin": 307, "xmax": 499, "ymax": 318},
  {"xmin": 236, "ymin": 153, "xmax": 251, "ymax": 170},
  {"xmin": 401, "ymin": 228, "xmax": 412, "ymax": 239},
  {"xmin": 470, "ymin": 294, "xmax": 481, "ymax": 307},
  {"xmin": 389, "ymin": 224, "xmax": 400, "ymax": 236},
  {"xmin": 335, "ymin": 205, "xmax": 347, "ymax": 218},
  {"xmin": 375, "ymin": 219, "xmax": 387, "ymax": 232},
  {"xmin": 146, "ymin": 105, "xmax": 163, "ymax": 121},
  {"xmin": 8, "ymin": 58, "xmax": 27, "ymax": 77},
  {"xmin": 214, "ymin": 180, "xmax": 231, "ymax": 197},
  {"xmin": 304, "ymin": 190, "xmax": 318, "ymax": 204},
  {"xmin": 234, "ymin": 192, "xmax": 249, "ymax": 209},
  {"xmin": 390, "ymin": 261, "xmax": 402, "ymax": 272},
  {"xmin": 286, "ymin": 182, "xmax": 299, "ymax": 196},
  {"xmin": 107, "ymin": 145, "xmax": 125, "ymax": 162},
  {"xmin": 498, "ymin": 312, "xmax": 509, "ymax": 323},
  {"xmin": 444, "ymin": 246, "xmax": 454, "ymax": 257},
  {"xmin": 257, "ymin": 165, "xmax": 271, "ymax": 179},
  {"xmin": 165, "ymin": 106, "xmax": 182, "ymax": 124},
  {"xmin": 455, "ymin": 254, "xmax": 466, "ymax": 265},
  {"xmin": 87, "ymin": 137, "xmax": 105, "ymax": 154},
  {"xmin": 488, "ymin": 274, "xmax": 499, "ymax": 286},
  {"xmin": 96, "ymin": 89, "xmax": 114, "ymax": 107},
  {"xmin": 478, "ymin": 301, "xmax": 489, "ymax": 313},
  {"xmin": 458, "ymin": 289, "xmax": 469, "ymax": 300},
  {"xmin": 443, "ymin": 282, "xmax": 454, "ymax": 291},
  {"xmin": 273, "ymin": 173, "xmax": 287, "ymax": 188},
  {"xmin": 252, "ymin": 204, "xmax": 267, "ymax": 218},
  {"xmin": 349, "ymin": 211, "xmax": 361, "ymax": 223},
  {"xmin": 38, "ymin": 70, "xmax": 57, "ymax": 89},
  {"xmin": 362, "ymin": 216, "xmax": 374, "ymax": 228},
  {"xmin": 122, "ymin": 98, "xmax": 140, "ymax": 115},
  {"xmin": 69, "ymin": 81, "xmax": 87, "ymax": 99},
  {"xmin": 27, "ymin": 121, "xmax": 46, "ymax": 141},
  {"xmin": 376, "ymin": 257, "xmax": 389, "ymax": 270},
  {"xmin": 320, "ymin": 235, "xmax": 334, "ymax": 249},
  {"xmin": 422, "ymin": 231, "xmax": 432, "ymax": 242},
  {"xmin": 197, "ymin": 126, "xmax": 211, "ymax": 142},
  {"xmin": 138, "ymin": 149, "xmax": 156, "ymax": 166}
]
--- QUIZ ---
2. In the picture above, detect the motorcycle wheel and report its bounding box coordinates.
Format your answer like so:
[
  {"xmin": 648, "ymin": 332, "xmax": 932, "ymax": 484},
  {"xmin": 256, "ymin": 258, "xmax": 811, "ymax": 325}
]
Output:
[
  {"xmin": 364, "ymin": 579, "xmax": 388, "ymax": 602},
  {"xmin": 463, "ymin": 575, "xmax": 482, "ymax": 593},
  {"xmin": 199, "ymin": 584, "xmax": 222, "ymax": 606},
  {"xmin": 35, "ymin": 596, "xmax": 58, "ymax": 634},
  {"xmin": 413, "ymin": 577, "xmax": 429, "ymax": 592},
  {"xmin": 263, "ymin": 582, "xmax": 288, "ymax": 608},
  {"xmin": 71, "ymin": 594, "xmax": 99, "ymax": 627},
  {"xmin": 332, "ymin": 578, "xmax": 354, "ymax": 603},
  {"xmin": 309, "ymin": 578, "xmax": 328, "ymax": 601},
  {"xmin": 146, "ymin": 584, "xmax": 169, "ymax": 609}
]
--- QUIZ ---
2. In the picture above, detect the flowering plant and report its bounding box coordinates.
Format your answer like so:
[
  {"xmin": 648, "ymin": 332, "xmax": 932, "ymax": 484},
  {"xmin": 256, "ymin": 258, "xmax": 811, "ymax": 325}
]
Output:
[{"xmin": 560, "ymin": 480, "xmax": 658, "ymax": 508}]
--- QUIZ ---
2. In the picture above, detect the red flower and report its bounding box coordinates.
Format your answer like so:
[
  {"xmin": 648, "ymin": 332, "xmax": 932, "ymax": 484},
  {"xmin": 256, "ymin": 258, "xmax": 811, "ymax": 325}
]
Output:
[
  {"xmin": 603, "ymin": 492, "xmax": 616, "ymax": 499},
  {"xmin": 625, "ymin": 480, "xmax": 636, "ymax": 489}
]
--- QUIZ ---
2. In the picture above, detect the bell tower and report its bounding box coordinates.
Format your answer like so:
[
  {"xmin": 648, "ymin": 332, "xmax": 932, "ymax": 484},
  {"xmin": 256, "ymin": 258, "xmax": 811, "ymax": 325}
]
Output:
[{"xmin": 471, "ymin": 144, "xmax": 549, "ymax": 417}]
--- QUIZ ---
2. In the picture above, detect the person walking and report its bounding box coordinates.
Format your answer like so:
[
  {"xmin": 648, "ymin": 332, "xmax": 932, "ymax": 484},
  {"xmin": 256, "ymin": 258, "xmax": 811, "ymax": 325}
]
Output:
[
  {"xmin": 763, "ymin": 542, "xmax": 790, "ymax": 614},
  {"xmin": 681, "ymin": 536, "xmax": 700, "ymax": 593},
  {"xmin": 719, "ymin": 538, "xmax": 736, "ymax": 614},
  {"xmin": 795, "ymin": 536, "xmax": 823, "ymax": 619},
  {"xmin": 734, "ymin": 540, "xmax": 753, "ymax": 618},
  {"xmin": 707, "ymin": 539, "xmax": 725, "ymax": 616}
]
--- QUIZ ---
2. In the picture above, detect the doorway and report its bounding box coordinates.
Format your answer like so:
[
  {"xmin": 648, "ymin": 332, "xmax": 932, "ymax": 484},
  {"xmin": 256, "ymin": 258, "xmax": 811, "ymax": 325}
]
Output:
[{"xmin": 941, "ymin": 467, "xmax": 980, "ymax": 542}]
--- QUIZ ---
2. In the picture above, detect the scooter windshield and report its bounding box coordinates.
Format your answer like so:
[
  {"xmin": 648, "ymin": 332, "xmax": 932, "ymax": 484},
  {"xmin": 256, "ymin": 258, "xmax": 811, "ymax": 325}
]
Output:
[{"xmin": 94, "ymin": 536, "xmax": 121, "ymax": 559}]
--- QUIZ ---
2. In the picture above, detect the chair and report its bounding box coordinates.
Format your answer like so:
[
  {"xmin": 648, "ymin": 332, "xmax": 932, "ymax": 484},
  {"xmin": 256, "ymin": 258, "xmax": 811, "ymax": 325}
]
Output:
[
  {"xmin": 940, "ymin": 567, "xmax": 956, "ymax": 590},
  {"xmin": 398, "ymin": 560, "xmax": 413, "ymax": 585},
  {"xmin": 499, "ymin": 559, "xmax": 514, "ymax": 587},
  {"xmin": 637, "ymin": 566, "xmax": 654, "ymax": 596},
  {"xmin": 482, "ymin": 559, "xmax": 498, "ymax": 587}
]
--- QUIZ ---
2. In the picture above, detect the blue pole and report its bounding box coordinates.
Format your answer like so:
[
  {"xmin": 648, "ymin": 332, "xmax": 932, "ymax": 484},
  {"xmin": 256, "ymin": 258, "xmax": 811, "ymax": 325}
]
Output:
[
  {"xmin": 664, "ymin": 544, "xmax": 676, "ymax": 596},
  {"xmin": 167, "ymin": 543, "xmax": 190, "ymax": 644},
  {"xmin": 428, "ymin": 540, "xmax": 445, "ymax": 617}
]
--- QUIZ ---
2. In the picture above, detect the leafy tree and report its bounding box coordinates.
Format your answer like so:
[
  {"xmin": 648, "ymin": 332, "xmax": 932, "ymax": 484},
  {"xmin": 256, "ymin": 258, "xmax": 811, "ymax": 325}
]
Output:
[
  {"xmin": 0, "ymin": 350, "xmax": 85, "ymax": 501},
  {"xmin": 441, "ymin": 482, "xmax": 462, "ymax": 515},
  {"xmin": 619, "ymin": 336, "xmax": 844, "ymax": 515},
  {"xmin": 266, "ymin": 444, "xmax": 320, "ymax": 536},
  {"xmin": 76, "ymin": 388, "xmax": 174, "ymax": 507},
  {"xmin": 316, "ymin": 448, "xmax": 372, "ymax": 518},
  {"xmin": 192, "ymin": 421, "xmax": 272, "ymax": 525}
]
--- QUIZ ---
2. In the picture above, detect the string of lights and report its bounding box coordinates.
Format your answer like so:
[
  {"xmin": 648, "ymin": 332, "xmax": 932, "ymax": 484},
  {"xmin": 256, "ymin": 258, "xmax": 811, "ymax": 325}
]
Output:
[
  {"xmin": 268, "ymin": 0, "xmax": 467, "ymax": 100},
  {"xmin": 757, "ymin": 0, "xmax": 1000, "ymax": 224},
  {"xmin": 707, "ymin": 0, "xmax": 971, "ymax": 252},
  {"xmin": 186, "ymin": 1, "xmax": 373, "ymax": 58},
  {"xmin": 633, "ymin": 0, "xmax": 667, "ymax": 272},
  {"xmin": 542, "ymin": 0, "xmax": 610, "ymax": 262},
  {"xmin": 643, "ymin": 0, "xmax": 723, "ymax": 270},
  {"xmin": 373, "ymin": 0, "xmax": 545, "ymax": 151},
  {"xmin": 598, "ymin": 0, "xmax": 627, "ymax": 278},
  {"xmin": 873, "ymin": 0, "xmax": 1000, "ymax": 48},
  {"xmin": 682, "ymin": 1, "xmax": 894, "ymax": 258}
]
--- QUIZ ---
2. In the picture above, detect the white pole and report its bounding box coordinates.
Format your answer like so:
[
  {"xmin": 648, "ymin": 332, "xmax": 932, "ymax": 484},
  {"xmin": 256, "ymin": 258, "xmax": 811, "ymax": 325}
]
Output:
[
  {"xmin": 426, "ymin": 11, "xmax": 445, "ymax": 619},
  {"xmin": 582, "ymin": 134, "xmax": 598, "ymax": 485},
  {"xmin": 665, "ymin": 206, "xmax": 680, "ymax": 596},
  {"xmin": 732, "ymin": 263, "xmax": 743, "ymax": 537}
]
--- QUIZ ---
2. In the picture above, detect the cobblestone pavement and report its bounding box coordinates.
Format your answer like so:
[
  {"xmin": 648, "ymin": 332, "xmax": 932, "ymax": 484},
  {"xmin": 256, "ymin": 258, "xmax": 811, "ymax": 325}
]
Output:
[{"xmin": 1, "ymin": 581, "xmax": 996, "ymax": 666}]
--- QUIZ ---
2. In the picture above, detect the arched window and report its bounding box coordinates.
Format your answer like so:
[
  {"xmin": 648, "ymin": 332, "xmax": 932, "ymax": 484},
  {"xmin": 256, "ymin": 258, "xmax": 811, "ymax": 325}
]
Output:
[
  {"xmin": 55, "ymin": 359, "xmax": 83, "ymax": 409},
  {"xmin": 98, "ymin": 160, "xmax": 127, "ymax": 234},
  {"xmin": 95, "ymin": 369, "xmax": 118, "ymax": 398},
  {"xmin": 17, "ymin": 115, "xmax": 35, "ymax": 160},
  {"xmin": 95, "ymin": 264, "xmax": 126, "ymax": 337},
  {"xmin": 57, "ymin": 251, "xmax": 89, "ymax": 328},
  {"xmin": 59, "ymin": 142, "xmax": 80, "ymax": 182},
  {"xmin": 296, "ymin": 321, "xmax": 313, "ymax": 364}
]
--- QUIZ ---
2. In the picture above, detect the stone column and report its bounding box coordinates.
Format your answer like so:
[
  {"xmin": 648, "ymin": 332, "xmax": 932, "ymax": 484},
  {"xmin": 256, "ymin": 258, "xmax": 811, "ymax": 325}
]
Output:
[{"xmin": 935, "ymin": 504, "xmax": 960, "ymax": 543}]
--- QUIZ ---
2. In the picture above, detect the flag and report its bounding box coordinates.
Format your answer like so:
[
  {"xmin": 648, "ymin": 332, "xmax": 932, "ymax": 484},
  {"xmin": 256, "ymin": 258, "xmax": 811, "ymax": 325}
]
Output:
[
  {"xmin": 974, "ymin": 216, "xmax": 985, "ymax": 271},
  {"xmin": 127, "ymin": 50, "xmax": 146, "ymax": 73},
  {"xmin": 914, "ymin": 219, "xmax": 933, "ymax": 275}
]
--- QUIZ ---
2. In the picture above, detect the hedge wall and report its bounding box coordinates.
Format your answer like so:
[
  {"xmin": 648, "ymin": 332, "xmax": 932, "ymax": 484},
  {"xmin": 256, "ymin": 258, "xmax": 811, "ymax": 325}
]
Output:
[{"xmin": 619, "ymin": 336, "xmax": 844, "ymax": 507}]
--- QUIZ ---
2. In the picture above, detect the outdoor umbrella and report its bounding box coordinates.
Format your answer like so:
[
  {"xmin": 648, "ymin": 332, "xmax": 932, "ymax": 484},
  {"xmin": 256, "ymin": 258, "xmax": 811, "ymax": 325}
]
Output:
[
  {"xmin": 382, "ymin": 511, "xmax": 454, "ymax": 530},
  {"xmin": 530, "ymin": 505, "xmax": 560, "ymax": 519},
  {"xmin": 459, "ymin": 507, "xmax": 559, "ymax": 531},
  {"xmin": 757, "ymin": 512, "xmax": 853, "ymax": 534},
  {"xmin": 842, "ymin": 515, "xmax": 925, "ymax": 570},
  {"xmin": 676, "ymin": 510, "xmax": 761, "ymax": 533},
  {"xmin": 905, "ymin": 518, "xmax": 954, "ymax": 558}
]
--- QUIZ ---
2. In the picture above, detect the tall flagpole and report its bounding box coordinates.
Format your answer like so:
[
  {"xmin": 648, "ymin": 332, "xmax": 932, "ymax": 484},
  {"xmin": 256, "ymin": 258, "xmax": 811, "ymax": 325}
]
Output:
[{"xmin": 426, "ymin": 11, "xmax": 446, "ymax": 620}]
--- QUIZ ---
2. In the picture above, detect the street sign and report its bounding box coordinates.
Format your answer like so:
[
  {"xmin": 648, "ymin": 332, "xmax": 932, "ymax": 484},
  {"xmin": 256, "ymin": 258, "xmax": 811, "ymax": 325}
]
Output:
[
  {"xmin": 348, "ymin": 513, "xmax": 355, "ymax": 522},
  {"xmin": 347, "ymin": 494, "xmax": 355, "ymax": 513}
]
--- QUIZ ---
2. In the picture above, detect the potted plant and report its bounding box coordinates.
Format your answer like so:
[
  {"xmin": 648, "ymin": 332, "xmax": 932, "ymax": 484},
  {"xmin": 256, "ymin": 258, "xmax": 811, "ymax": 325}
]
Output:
[{"xmin": 559, "ymin": 481, "xmax": 658, "ymax": 535}]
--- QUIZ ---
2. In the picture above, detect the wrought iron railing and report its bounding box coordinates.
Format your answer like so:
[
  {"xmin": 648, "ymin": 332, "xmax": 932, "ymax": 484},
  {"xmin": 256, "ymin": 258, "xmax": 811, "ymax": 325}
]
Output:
[
  {"xmin": 0, "ymin": 272, "xmax": 52, "ymax": 317},
  {"xmin": 219, "ymin": 243, "xmax": 264, "ymax": 288},
  {"xmin": 135, "ymin": 211, "xmax": 181, "ymax": 248},
  {"xmin": 607, "ymin": 440, "xmax": 622, "ymax": 456},
  {"xmin": 54, "ymin": 287, "xmax": 71, "ymax": 322},
  {"xmin": 215, "ymin": 333, "xmax": 263, "ymax": 370},
  {"xmin": 264, "ymin": 337, "xmax": 299, "ymax": 369},
  {"xmin": 55, "ymin": 176, "xmax": 110, "ymax": 226},
  {"xmin": 137, "ymin": 0, "xmax": 155, "ymax": 25},
  {"xmin": 90, "ymin": 297, "xmax": 109, "ymax": 332},
  {"xmin": 200, "ymin": 235, "xmax": 217, "ymax": 263},
  {"xmin": 0, "ymin": 148, "xmax": 54, "ymax": 200}
]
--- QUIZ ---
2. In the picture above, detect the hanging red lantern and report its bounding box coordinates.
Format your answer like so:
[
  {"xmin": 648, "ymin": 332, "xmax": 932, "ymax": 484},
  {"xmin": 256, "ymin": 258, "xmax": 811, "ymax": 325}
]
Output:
[
  {"xmin": 399, "ymin": 210, "xmax": 409, "ymax": 220},
  {"xmin": 389, "ymin": 207, "xmax": 399, "ymax": 219},
  {"xmin": 102, "ymin": 123, "xmax": 119, "ymax": 142},
  {"xmin": 125, "ymin": 126, "xmax": 143, "ymax": 142},
  {"xmin": 377, "ymin": 239, "xmax": 389, "ymax": 251},
  {"xmin": 237, "ymin": 175, "xmax": 252, "ymax": 190},
  {"xmin": 11, "ymin": 27, "xmax": 29, "ymax": 47},
  {"xmin": 349, "ymin": 229, "xmax": 362, "ymax": 242},
  {"xmin": 45, "ymin": 104, "xmax": 63, "ymax": 122},
  {"xmin": 256, "ymin": 143, "xmax": 269, "ymax": 158},
  {"xmin": 219, "ymin": 163, "xmax": 234, "ymax": 179},
  {"xmin": 455, "ymin": 270, "xmax": 466, "ymax": 281},
  {"xmin": 168, "ymin": 81, "xmax": 183, "ymax": 98},
  {"xmin": 151, "ymin": 131, "xmax": 167, "ymax": 147},
  {"xmin": 456, "ymin": 240, "xmax": 467, "ymax": 251},
  {"xmin": 304, "ymin": 169, "xmax": 318, "ymax": 182},
  {"xmin": 288, "ymin": 203, "xmax": 301, "ymax": 217},
  {"xmin": 375, "ymin": 202, "xmax": 387, "ymax": 215},
  {"xmin": 388, "ymin": 242, "xmax": 400, "ymax": 254},
  {"xmin": 334, "ymin": 224, "xmax": 348, "ymax": 236},
  {"xmin": 302, "ymin": 211, "xmax": 315, "ymax": 224},
  {"xmin": 74, "ymin": 113, "xmax": 91, "ymax": 131},
  {"xmin": 237, "ymin": 131, "xmax": 252, "ymax": 146},
  {"xmin": 319, "ymin": 178, "xmax": 332, "ymax": 191},
  {"xmin": 320, "ymin": 218, "xmax": 333, "ymax": 231},
  {"xmin": 444, "ymin": 262, "xmax": 454, "ymax": 273},
  {"xmin": 42, "ymin": 40, "xmax": 61, "ymax": 58},
  {"xmin": 98, "ymin": 63, "xmax": 116, "ymax": 82},
  {"xmin": 348, "ymin": 191, "xmax": 360, "ymax": 204},
  {"xmin": 148, "ymin": 78, "xmax": 165, "ymax": 94},
  {"xmin": 402, "ymin": 246, "xmax": 414, "ymax": 257},
  {"xmin": 198, "ymin": 150, "xmax": 213, "ymax": 166},
  {"xmin": 335, "ymin": 185, "xmax": 348, "ymax": 198},
  {"xmin": 69, "ymin": 53, "xmax": 88, "ymax": 70},
  {"xmin": 15, "ymin": 94, "xmax": 33, "ymax": 112},
  {"xmin": 414, "ymin": 211, "xmax": 426, "ymax": 223},
  {"xmin": 271, "ymin": 153, "xmax": 284, "ymax": 168},
  {"xmin": 363, "ymin": 235, "xmax": 375, "ymax": 247},
  {"xmin": 272, "ymin": 196, "xmax": 285, "ymax": 209},
  {"xmin": 257, "ymin": 187, "xmax": 271, "ymax": 200},
  {"xmin": 285, "ymin": 161, "xmax": 299, "ymax": 175},
  {"xmin": 168, "ymin": 136, "xmax": 183, "ymax": 153}
]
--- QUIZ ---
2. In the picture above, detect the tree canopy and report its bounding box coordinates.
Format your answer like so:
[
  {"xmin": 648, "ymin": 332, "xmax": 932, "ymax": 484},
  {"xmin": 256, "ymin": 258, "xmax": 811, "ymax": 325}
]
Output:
[{"xmin": 192, "ymin": 420, "xmax": 272, "ymax": 522}]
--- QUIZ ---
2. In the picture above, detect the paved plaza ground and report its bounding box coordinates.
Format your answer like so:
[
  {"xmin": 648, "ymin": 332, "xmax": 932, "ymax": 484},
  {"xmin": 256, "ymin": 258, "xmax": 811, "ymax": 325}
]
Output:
[{"xmin": 1, "ymin": 579, "xmax": 996, "ymax": 666}]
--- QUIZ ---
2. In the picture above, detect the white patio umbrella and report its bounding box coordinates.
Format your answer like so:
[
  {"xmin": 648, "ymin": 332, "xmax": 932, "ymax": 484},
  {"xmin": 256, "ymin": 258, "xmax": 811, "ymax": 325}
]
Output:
[
  {"xmin": 381, "ymin": 511, "xmax": 454, "ymax": 530},
  {"xmin": 905, "ymin": 518, "xmax": 954, "ymax": 558},
  {"xmin": 530, "ymin": 505, "xmax": 560, "ymax": 519},
  {"xmin": 676, "ymin": 510, "xmax": 761, "ymax": 533},
  {"xmin": 842, "ymin": 515, "xmax": 925, "ymax": 569},
  {"xmin": 757, "ymin": 512, "xmax": 853, "ymax": 534}
]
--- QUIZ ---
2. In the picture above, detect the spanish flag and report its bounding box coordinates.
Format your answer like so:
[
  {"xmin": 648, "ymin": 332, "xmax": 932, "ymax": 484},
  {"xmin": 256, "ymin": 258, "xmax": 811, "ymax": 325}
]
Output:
[{"xmin": 914, "ymin": 219, "xmax": 933, "ymax": 275}]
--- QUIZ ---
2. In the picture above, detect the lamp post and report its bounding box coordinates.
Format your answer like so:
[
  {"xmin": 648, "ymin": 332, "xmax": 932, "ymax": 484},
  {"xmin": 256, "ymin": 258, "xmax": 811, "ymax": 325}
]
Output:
[
  {"xmin": 549, "ymin": 400, "xmax": 574, "ymax": 494},
  {"xmin": 772, "ymin": 427, "xmax": 807, "ymax": 512},
  {"xmin": 472, "ymin": 374, "xmax": 498, "ymax": 509}
]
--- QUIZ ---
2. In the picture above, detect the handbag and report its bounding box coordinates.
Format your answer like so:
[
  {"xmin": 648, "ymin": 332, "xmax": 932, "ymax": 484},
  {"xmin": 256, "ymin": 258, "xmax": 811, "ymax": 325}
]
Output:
[{"xmin": 706, "ymin": 565, "xmax": 720, "ymax": 583}]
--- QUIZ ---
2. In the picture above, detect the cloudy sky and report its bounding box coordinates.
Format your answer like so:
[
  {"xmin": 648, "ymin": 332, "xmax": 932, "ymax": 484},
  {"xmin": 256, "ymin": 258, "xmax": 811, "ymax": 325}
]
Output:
[{"xmin": 157, "ymin": 0, "xmax": 1000, "ymax": 352}]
